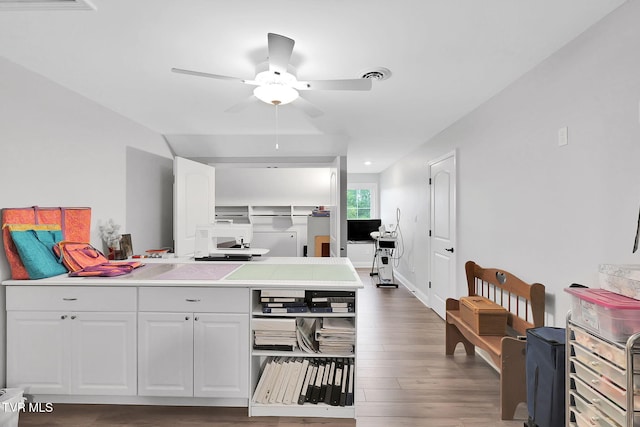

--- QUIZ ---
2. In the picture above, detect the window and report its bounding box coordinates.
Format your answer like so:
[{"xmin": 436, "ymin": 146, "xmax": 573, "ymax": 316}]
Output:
[{"xmin": 346, "ymin": 183, "xmax": 378, "ymax": 219}]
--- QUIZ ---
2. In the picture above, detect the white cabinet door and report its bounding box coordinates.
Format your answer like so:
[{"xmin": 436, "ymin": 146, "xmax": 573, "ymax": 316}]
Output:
[
  {"xmin": 193, "ymin": 313, "xmax": 249, "ymax": 398},
  {"xmin": 7, "ymin": 311, "xmax": 71, "ymax": 395},
  {"xmin": 71, "ymin": 312, "xmax": 137, "ymax": 396},
  {"xmin": 138, "ymin": 312, "xmax": 194, "ymax": 397}
]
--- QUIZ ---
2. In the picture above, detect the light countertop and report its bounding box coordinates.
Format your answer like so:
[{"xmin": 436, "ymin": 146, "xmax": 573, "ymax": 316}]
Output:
[{"xmin": 2, "ymin": 257, "xmax": 364, "ymax": 289}]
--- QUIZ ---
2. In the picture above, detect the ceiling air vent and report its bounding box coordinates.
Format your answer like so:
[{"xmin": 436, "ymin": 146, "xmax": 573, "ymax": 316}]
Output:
[
  {"xmin": 360, "ymin": 67, "xmax": 392, "ymax": 81},
  {"xmin": 0, "ymin": 0, "xmax": 95, "ymax": 10}
]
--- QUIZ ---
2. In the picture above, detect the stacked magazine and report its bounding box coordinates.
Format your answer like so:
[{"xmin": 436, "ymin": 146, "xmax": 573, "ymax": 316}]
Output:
[
  {"xmin": 315, "ymin": 317, "xmax": 355, "ymax": 354},
  {"xmin": 253, "ymin": 318, "xmax": 298, "ymax": 351}
]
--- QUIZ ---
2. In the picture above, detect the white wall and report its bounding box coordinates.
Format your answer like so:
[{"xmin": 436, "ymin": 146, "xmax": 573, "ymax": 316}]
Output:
[
  {"xmin": 0, "ymin": 58, "xmax": 173, "ymax": 386},
  {"xmin": 0, "ymin": 57, "xmax": 173, "ymax": 277},
  {"xmin": 215, "ymin": 167, "xmax": 332, "ymax": 206},
  {"xmin": 126, "ymin": 147, "xmax": 174, "ymax": 253},
  {"xmin": 380, "ymin": 1, "xmax": 640, "ymax": 326}
]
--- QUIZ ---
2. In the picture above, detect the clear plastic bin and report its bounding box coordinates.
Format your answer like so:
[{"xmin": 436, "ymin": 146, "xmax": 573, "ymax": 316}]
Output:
[
  {"xmin": 0, "ymin": 389, "xmax": 24, "ymax": 427},
  {"xmin": 565, "ymin": 287, "xmax": 640, "ymax": 342}
]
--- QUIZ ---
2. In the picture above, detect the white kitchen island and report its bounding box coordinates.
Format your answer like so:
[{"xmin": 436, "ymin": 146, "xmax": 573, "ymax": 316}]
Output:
[{"xmin": 2, "ymin": 257, "xmax": 363, "ymax": 419}]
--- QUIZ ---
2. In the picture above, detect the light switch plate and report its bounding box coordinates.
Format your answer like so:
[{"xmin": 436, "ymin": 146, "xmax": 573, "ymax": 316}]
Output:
[{"xmin": 558, "ymin": 126, "xmax": 568, "ymax": 146}]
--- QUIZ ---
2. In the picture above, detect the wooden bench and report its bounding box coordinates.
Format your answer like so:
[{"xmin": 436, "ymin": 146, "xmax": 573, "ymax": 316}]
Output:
[{"xmin": 445, "ymin": 260, "xmax": 545, "ymax": 420}]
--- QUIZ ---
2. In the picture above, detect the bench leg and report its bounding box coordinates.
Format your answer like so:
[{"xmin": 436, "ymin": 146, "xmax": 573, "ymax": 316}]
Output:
[
  {"xmin": 445, "ymin": 322, "xmax": 475, "ymax": 356},
  {"xmin": 500, "ymin": 337, "xmax": 527, "ymax": 420}
]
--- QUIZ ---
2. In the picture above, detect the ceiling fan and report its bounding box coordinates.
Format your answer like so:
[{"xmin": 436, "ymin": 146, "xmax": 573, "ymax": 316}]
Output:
[{"xmin": 171, "ymin": 33, "xmax": 373, "ymax": 117}]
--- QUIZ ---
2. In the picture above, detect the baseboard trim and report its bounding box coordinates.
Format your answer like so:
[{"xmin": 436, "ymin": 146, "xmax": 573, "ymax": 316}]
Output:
[{"xmin": 393, "ymin": 271, "xmax": 430, "ymax": 313}]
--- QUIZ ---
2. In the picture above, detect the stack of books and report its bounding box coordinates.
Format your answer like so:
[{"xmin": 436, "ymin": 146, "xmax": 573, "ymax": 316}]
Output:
[
  {"xmin": 253, "ymin": 318, "xmax": 298, "ymax": 351},
  {"xmin": 311, "ymin": 208, "xmax": 330, "ymax": 217},
  {"xmin": 260, "ymin": 289, "xmax": 308, "ymax": 314},
  {"xmin": 252, "ymin": 356, "xmax": 354, "ymax": 407},
  {"xmin": 315, "ymin": 317, "xmax": 355, "ymax": 354},
  {"xmin": 307, "ymin": 290, "xmax": 355, "ymax": 313}
]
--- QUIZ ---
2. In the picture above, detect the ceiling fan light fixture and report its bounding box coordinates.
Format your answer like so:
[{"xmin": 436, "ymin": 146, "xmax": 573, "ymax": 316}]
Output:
[
  {"xmin": 253, "ymin": 84, "xmax": 299, "ymax": 106},
  {"xmin": 254, "ymin": 70, "xmax": 297, "ymax": 85}
]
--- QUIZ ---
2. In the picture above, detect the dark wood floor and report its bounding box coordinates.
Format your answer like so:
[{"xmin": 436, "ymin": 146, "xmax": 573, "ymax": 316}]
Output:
[{"xmin": 18, "ymin": 269, "xmax": 528, "ymax": 426}]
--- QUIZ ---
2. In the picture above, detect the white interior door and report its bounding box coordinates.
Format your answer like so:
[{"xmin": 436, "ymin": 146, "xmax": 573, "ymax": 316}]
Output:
[
  {"xmin": 173, "ymin": 157, "xmax": 215, "ymax": 257},
  {"xmin": 428, "ymin": 152, "xmax": 456, "ymax": 319}
]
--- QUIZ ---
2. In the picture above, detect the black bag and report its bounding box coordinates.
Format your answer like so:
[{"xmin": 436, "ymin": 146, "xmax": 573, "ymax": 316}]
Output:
[{"xmin": 525, "ymin": 327, "xmax": 566, "ymax": 427}]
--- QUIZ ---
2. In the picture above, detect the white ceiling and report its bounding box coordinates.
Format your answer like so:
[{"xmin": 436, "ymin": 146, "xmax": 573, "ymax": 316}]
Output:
[{"xmin": 0, "ymin": 0, "xmax": 626, "ymax": 172}]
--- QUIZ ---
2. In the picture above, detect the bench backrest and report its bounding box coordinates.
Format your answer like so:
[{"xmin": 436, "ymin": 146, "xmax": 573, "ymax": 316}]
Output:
[{"xmin": 465, "ymin": 260, "xmax": 545, "ymax": 335}]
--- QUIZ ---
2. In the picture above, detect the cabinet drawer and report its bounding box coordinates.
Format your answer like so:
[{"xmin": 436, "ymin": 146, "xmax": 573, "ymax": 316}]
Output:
[
  {"xmin": 571, "ymin": 407, "xmax": 618, "ymax": 427},
  {"xmin": 572, "ymin": 375, "xmax": 628, "ymax": 426},
  {"xmin": 571, "ymin": 391, "xmax": 621, "ymax": 427},
  {"xmin": 6, "ymin": 286, "xmax": 136, "ymax": 312},
  {"xmin": 139, "ymin": 287, "xmax": 249, "ymax": 313},
  {"xmin": 572, "ymin": 343, "xmax": 632, "ymax": 390},
  {"xmin": 570, "ymin": 324, "xmax": 630, "ymax": 368},
  {"xmin": 571, "ymin": 359, "xmax": 636, "ymax": 409}
]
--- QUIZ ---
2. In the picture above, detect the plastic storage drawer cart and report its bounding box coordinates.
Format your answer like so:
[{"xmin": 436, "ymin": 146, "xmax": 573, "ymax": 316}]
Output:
[{"xmin": 525, "ymin": 327, "xmax": 566, "ymax": 427}]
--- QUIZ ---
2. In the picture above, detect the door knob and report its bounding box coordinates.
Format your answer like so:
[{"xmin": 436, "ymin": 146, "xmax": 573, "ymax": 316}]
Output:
[{"xmin": 445, "ymin": 247, "xmax": 454, "ymax": 253}]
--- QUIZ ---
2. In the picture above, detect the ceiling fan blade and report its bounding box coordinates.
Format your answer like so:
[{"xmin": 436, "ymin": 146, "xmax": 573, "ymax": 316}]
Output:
[
  {"xmin": 296, "ymin": 78, "xmax": 372, "ymax": 91},
  {"xmin": 267, "ymin": 33, "xmax": 295, "ymax": 74},
  {"xmin": 172, "ymin": 67, "xmax": 247, "ymax": 83},
  {"xmin": 292, "ymin": 96, "xmax": 323, "ymax": 118},
  {"xmin": 225, "ymin": 95, "xmax": 258, "ymax": 113}
]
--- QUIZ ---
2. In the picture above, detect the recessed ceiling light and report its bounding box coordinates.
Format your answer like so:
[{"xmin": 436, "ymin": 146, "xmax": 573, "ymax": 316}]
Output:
[{"xmin": 364, "ymin": 161, "xmax": 372, "ymax": 166}]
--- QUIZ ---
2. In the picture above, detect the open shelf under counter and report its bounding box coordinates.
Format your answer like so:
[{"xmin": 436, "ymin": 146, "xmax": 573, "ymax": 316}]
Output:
[{"xmin": 249, "ymin": 282, "xmax": 359, "ymax": 419}]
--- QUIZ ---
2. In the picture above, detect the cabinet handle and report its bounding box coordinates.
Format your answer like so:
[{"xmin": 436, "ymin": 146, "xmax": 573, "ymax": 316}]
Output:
[
  {"xmin": 63, "ymin": 298, "xmax": 77, "ymax": 301},
  {"xmin": 591, "ymin": 379, "xmax": 600, "ymax": 386},
  {"xmin": 185, "ymin": 316, "xmax": 190, "ymax": 321},
  {"xmin": 61, "ymin": 315, "xmax": 67, "ymax": 320},
  {"xmin": 195, "ymin": 316, "xmax": 199, "ymax": 321},
  {"xmin": 71, "ymin": 315, "xmax": 77, "ymax": 320},
  {"xmin": 591, "ymin": 398, "xmax": 601, "ymax": 405},
  {"xmin": 185, "ymin": 299, "xmax": 201, "ymax": 302},
  {"xmin": 590, "ymin": 416, "xmax": 600, "ymax": 422}
]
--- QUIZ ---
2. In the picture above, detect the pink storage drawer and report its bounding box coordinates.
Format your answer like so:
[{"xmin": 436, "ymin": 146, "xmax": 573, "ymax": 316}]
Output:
[{"xmin": 565, "ymin": 287, "xmax": 640, "ymax": 342}]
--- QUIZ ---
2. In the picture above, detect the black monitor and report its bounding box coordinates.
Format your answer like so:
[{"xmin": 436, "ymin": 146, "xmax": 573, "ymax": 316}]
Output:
[{"xmin": 347, "ymin": 219, "xmax": 381, "ymax": 242}]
